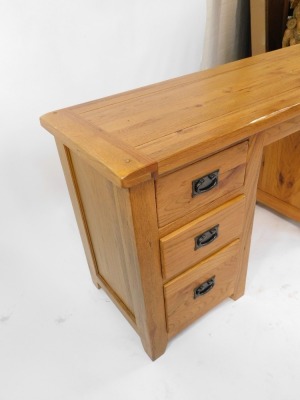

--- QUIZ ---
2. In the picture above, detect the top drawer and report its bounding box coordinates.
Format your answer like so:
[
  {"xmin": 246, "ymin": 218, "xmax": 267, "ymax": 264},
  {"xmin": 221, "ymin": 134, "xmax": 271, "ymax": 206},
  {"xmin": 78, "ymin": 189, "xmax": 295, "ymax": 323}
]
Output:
[{"xmin": 156, "ymin": 141, "xmax": 248, "ymax": 227}]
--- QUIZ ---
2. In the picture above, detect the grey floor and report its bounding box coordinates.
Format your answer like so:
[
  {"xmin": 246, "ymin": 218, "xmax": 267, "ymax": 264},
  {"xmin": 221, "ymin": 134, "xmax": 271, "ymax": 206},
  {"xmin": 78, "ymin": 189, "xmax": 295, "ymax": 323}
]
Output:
[{"xmin": 1, "ymin": 202, "xmax": 300, "ymax": 400}]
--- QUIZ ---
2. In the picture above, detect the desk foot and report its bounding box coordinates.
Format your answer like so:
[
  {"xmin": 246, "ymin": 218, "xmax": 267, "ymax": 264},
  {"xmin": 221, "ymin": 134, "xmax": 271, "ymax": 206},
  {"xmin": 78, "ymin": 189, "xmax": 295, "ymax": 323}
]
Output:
[
  {"xmin": 93, "ymin": 280, "xmax": 101, "ymax": 289},
  {"xmin": 231, "ymin": 291, "xmax": 244, "ymax": 301}
]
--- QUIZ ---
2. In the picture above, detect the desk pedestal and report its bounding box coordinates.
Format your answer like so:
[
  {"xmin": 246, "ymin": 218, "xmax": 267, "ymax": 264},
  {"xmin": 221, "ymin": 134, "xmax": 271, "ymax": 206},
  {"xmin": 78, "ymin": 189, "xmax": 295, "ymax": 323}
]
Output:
[{"xmin": 258, "ymin": 132, "xmax": 300, "ymax": 222}]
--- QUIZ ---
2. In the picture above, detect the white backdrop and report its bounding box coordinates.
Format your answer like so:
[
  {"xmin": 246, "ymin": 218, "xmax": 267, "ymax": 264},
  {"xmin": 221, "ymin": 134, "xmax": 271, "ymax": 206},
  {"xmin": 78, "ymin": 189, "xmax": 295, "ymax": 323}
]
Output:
[
  {"xmin": 0, "ymin": 0, "xmax": 207, "ymax": 275},
  {"xmin": 0, "ymin": 0, "xmax": 207, "ymax": 250},
  {"xmin": 0, "ymin": 0, "xmax": 249, "ymax": 279}
]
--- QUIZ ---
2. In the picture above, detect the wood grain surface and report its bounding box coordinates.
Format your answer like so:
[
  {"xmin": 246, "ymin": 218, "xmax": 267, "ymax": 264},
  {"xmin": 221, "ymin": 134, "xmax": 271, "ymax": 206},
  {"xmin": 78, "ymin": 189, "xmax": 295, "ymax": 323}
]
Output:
[
  {"xmin": 41, "ymin": 46, "xmax": 300, "ymax": 187},
  {"xmin": 160, "ymin": 196, "xmax": 245, "ymax": 281},
  {"xmin": 164, "ymin": 240, "xmax": 240, "ymax": 338},
  {"xmin": 258, "ymin": 132, "xmax": 300, "ymax": 221},
  {"xmin": 156, "ymin": 142, "xmax": 248, "ymax": 226},
  {"xmin": 41, "ymin": 46, "xmax": 300, "ymax": 359}
]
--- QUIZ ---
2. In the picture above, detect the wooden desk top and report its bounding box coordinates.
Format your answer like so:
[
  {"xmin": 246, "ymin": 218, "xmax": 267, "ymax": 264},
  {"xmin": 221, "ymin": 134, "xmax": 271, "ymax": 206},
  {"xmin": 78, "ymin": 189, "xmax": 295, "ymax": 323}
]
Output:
[{"xmin": 41, "ymin": 46, "xmax": 300, "ymax": 188}]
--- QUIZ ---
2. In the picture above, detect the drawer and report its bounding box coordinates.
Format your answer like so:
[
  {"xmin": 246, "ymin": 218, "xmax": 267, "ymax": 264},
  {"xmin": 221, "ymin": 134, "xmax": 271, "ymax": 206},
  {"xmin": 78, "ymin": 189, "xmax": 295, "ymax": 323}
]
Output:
[
  {"xmin": 160, "ymin": 195, "xmax": 245, "ymax": 280},
  {"xmin": 164, "ymin": 240, "xmax": 240, "ymax": 337},
  {"xmin": 156, "ymin": 141, "xmax": 248, "ymax": 227}
]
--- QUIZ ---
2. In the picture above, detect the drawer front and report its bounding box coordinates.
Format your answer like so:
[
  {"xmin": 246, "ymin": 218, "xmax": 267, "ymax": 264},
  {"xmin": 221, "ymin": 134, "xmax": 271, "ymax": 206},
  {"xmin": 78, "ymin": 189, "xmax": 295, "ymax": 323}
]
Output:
[
  {"xmin": 160, "ymin": 195, "xmax": 245, "ymax": 280},
  {"xmin": 164, "ymin": 240, "xmax": 240, "ymax": 337},
  {"xmin": 156, "ymin": 141, "xmax": 248, "ymax": 227}
]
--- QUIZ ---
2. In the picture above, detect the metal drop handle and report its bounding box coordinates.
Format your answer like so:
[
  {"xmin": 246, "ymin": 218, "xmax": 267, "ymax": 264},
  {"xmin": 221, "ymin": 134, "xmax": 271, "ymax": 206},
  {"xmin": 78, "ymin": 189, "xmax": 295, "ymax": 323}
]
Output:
[
  {"xmin": 194, "ymin": 225, "xmax": 219, "ymax": 250},
  {"xmin": 192, "ymin": 170, "xmax": 219, "ymax": 197},
  {"xmin": 194, "ymin": 276, "xmax": 216, "ymax": 298}
]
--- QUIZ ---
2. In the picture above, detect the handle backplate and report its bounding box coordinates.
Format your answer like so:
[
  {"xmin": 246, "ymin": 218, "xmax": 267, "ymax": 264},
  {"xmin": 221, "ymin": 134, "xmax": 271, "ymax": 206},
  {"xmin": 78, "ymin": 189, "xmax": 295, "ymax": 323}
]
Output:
[
  {"xmin": 192, "ymin": 170, "xmax": 219, "ymax": 197},
  {"xmin": 194, "ymin": 276, "xmax": 216, "ymax": 298},
  {"xmin": 194, "ymin": 225, "xmax": 219, "ymax": 250}
]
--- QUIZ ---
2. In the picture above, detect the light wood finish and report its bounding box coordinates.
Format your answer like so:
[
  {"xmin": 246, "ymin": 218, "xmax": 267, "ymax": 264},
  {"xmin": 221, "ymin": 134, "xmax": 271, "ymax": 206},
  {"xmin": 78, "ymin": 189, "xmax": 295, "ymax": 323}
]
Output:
[
  {"xmin": 257, "ymin": 132, "xmax": 300, "ymax": 222},
  {"xmin": 164, "ymin": 240, "xmax": 240, "ymax": 338},
  {"xmin": 156, "ymin": 142, "xmax": 248, "ymax": 227},
  {"xmin": 55, "ymin": 140, "xmax": 100, "ymax": 289},
  {"xmin": 70, "ymin": 150, "xmax": 136, "ymax": 313},
  {"xmin": 129, "ymin": 181, "xmax": 168, "ymax": 359},
  {"xmin": 262, "ymin": 114, "xmax": 300, "ymax": 146},
  {"xmin": 56, "ymin": 142, "xmax": 167, "ymax": 359},
  {"xmin": 41, "ymin": 46, "xmax": 300, "ymax": 360},
  {"xmin": 41, "ymin": 110, "xmax": 157, "ymax": 188},
  {"xmin": 160, "ymin": 196, "xmax": 245, "ymax": 281},
  {"xmin": 55, "ymin": 140, "xmax": 138, "ymax": 330},
  {"xmin": 257, "ymin": 189, "xmax": 300, "ymax": 221},
  {"xmin": 158, "ymin": 185, "xmax": 245, "ymax": 238},
  {"xmin": 232, "ymin": 134, "xmax": 266, "ymax": 300},
  {"xmin": 41, "ymin": 46, "xmax": 300, "ymax": 187}
]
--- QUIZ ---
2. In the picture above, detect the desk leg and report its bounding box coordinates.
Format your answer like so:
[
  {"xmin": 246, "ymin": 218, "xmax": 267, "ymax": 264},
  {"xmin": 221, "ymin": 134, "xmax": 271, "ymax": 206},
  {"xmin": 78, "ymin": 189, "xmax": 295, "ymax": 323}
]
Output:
[
  {"xmin": 129, "ymin": 181, "xmax": 168, "ymax": 360},
  {"xmin": 232, "ymin": 135, "xmax": 265, "ymax": 300},
  {"xmin": 257, "ymin": 132, "xmax": 300, "ymax": 222}
]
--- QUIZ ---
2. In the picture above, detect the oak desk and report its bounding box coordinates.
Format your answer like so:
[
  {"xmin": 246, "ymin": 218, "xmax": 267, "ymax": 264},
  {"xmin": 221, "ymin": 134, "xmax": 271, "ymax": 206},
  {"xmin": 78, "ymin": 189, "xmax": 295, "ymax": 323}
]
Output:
[{"xmin": 41, "ymin": 46, "xmax": 300, "ymax": 360}]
